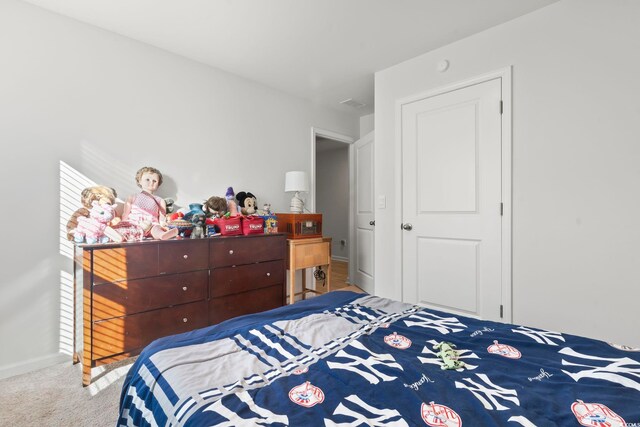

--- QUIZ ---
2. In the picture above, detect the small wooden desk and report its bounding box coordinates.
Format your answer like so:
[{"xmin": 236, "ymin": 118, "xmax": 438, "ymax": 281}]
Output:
[{"xmin": 286, "ymin": 237, "xmax": 331, "ymax": 304}]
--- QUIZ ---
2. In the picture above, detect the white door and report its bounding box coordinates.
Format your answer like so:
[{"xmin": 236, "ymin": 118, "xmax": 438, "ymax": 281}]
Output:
[
  {"xmin": 401, "ymin": 78, "xmax": 503, "ymax": 321},
  {"xmin": 351, "ymin": 131, "xmax": 375, "ymax": 293}
]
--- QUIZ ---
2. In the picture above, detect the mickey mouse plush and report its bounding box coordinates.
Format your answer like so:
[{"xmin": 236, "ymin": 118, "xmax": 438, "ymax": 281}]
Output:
[{"xmin": 236, "ymin": 191, "xmax": 257, "ymax": 215}]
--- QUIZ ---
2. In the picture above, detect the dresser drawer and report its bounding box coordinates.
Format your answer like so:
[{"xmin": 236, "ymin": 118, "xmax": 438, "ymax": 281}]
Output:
[
  {"xmin": 92, "ymin": 245, "xmax": 158, "ymax": 284},
  {"xmin": 92, "ymin": 301, "xmax": 208, "ymax": 359},
  {"xmin": 210, "ymin": 234, "xmax": 285, "ymax": 267},
  {"xmin": 208, "ymin": 284, "xmax": 284, "ymax": 324},
  {"xmin": 210, "ymin": 260, "xmax": 284, "ymax": 298},
  {"xmin": 159, "ymin": 239, "xmax": 208, "ymax": 274},
  {"xmin": 92, "ymin": 270, "xmax": 208, "ymax": 321}
]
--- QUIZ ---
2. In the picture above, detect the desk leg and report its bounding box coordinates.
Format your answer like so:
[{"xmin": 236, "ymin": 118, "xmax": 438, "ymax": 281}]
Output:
[
  {"xmin": 301, "ymin": 269, "xmax": 306, "ymax": 300},
  {"xmin": 289, "ymin": 268, "xmax": 296, "ymax": 305},
  {"xmin": 326, "ymin": 262, "xmax": 331, "ymax": 293}
]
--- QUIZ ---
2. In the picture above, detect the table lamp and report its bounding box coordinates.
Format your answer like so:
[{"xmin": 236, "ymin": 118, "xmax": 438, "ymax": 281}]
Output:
[{"xmin": 285, "ymin": 171, "xmax": 309, "ymax": 213}]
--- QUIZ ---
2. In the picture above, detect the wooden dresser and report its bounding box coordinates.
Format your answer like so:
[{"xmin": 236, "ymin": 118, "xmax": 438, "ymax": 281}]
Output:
[{"xmin": 74, "ymin": 234, "xmax": 286, "ymax": 386}]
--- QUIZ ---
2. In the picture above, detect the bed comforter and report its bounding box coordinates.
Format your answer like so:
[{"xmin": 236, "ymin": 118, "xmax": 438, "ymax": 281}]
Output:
[{"xmin": 118, "ymin": 291, "xmax": 640, "ymax": 426}]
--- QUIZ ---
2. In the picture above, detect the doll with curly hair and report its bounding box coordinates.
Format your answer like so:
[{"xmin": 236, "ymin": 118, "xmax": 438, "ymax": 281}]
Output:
[
  {"xmin": 121, "ymin": 166, "xmax": 178, "ymax": 240},
  {"xmin": 66, "ymin": 185, "xmax": 123, "ymax": 243}
]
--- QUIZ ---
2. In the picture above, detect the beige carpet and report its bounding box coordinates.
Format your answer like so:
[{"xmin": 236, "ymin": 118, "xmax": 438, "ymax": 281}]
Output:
[
  {"xmin": 0, "ymin": 358, "xmax": 134, "ymax": 427},
  {"xmin": 0, "ymin": 283, "xmax": 365, "ymax": 426}
]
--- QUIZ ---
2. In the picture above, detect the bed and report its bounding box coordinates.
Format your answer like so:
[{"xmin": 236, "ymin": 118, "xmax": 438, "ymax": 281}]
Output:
[{"xmin": 118, "ymin": 291, "xmax": 640, "ymax": 426}]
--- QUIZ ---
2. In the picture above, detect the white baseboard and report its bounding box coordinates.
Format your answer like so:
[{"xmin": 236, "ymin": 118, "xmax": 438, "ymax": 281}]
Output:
[
  {"xmin": 0, "ymin": 352, "xmax": 70, "ymax": 381},
  {"xmin": 331, "ymin": 255, "xmax": 348, "ymax": 262}
]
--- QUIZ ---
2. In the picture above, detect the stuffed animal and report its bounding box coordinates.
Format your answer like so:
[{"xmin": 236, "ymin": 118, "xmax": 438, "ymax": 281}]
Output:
[
  {"xmin": 236, "ymin": 191, "xmax": 257, "ymax": 215},
  {"xmin": 433, "ymin": 341, "xmax": 465, "ymax": 370},
  {"xmin": 164, "ymin": 198, "xmax": 175, "ymax": 214},
  {"xmin": 203, "ymin": 196, "xmax": 227, "ymax": 218},
  {"xmin": 190, "ymin": 213, "xmax": 206, "ymax": 239},
  {"xmin": 73, "ymin": 201, "xmax": 119, "ymax": 244},
  {"xmin": 225, "ymin": 187, "xmax": 239, "ymax": 216},
  {"xmin": 67, "ymin": 185, "xmax": 123, "ymax": 242},
  {"xmin": 184, "ymin": 203, "xmax": 206, "ymax": 222}
]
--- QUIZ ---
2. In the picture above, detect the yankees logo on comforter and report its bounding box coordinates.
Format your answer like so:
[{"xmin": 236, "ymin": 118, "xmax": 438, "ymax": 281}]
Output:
[{"xmin": 118, "ymin": 291, "xmax": 640, "ymax": 426}]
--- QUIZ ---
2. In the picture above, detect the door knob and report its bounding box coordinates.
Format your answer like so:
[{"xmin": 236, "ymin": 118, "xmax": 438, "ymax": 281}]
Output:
[
  {"xmin": 369, "ymin": 220, "xmax": 376, "ymax": 226},
  {"xmin": 402, "ymin": 223, "xmax": 413, "ymax": 231}
]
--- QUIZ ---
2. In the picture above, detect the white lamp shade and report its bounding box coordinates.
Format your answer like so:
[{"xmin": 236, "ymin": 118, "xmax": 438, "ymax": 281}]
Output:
[{"xmin": 284, "ymin": 171, "xmax": 309, "ymax": 193}]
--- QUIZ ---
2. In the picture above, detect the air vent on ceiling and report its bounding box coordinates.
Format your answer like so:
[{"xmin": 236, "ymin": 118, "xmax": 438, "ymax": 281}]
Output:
[{"xmin": 339, "ymin": 98, "xmax": 366, "ymax": 109}]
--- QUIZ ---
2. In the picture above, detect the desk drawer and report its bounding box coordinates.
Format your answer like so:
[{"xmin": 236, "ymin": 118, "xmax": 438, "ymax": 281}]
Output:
[
  {"xmin": 208, "ymin": 284, "xmax": 283, "ymax": 324},
  {"xmin": 291, "ymin": 241, "xmax": 330, "ymax": 269},
  {"xmin": 210, "ymin": 235, "xmax": 285, "ymax": 267},
  {"xmin": 92, "ymin": 245, "xmax": 158, "ymax": 284},
  {"xmin": 92, "ymin": 270, "xmax": 208, "ymax": 321},
  {"xmin": 92, "ymin": 301, "xmax": 207, "ymax": 359},
  {"xmin": 211, "ymin": 260, "xmax": 284, "ymax": 297},
  {"xmin": 159, "ymin": 239, "xmax": 208, "ymax": 274}
]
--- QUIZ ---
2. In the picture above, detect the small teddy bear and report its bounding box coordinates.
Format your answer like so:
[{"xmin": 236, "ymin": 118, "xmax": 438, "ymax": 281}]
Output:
[
  {"xmin": 74, "ymin": 201, "xmax": 119, "ymax": 244},
  {"xmin": 190, "ymin": 213, "xmax": 206, "ymax": 239},
  {"xmin": 236, "ymin": 191, "xmax": 257, "ymax": 215}
]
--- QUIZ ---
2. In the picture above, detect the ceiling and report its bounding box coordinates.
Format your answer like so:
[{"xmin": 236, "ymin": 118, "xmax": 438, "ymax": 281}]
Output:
[{"xmin": 21, "ymin": 0, "xmax": 558, "ymax": 116}]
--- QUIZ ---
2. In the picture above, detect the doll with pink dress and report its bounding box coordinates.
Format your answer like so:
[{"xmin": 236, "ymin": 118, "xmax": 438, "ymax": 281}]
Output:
[{"xmin": 122, "ymin": 166, "xmax": 178, "ymax": 240}]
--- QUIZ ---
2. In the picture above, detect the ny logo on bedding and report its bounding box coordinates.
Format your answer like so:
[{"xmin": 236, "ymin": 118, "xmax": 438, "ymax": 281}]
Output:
[
  {"xmin": 203, "ymin": 390, "xmax": 288, "ymax": 426},
  {"xmin": 560, "ymin": 347, "xmax": 640, "ymax": 391},
  {"xmin": 403, "ymin": 311, "xmax": 467, "ymax": 335},
  {"xmin": 327, "ymin": 340, "xmax": 403, "ymax": 384},
  {"xmin": 454, "ymin": 373, "xmax": 520, "ymax": 411},
  {"xmin": 324, "ymin": 394, "xmax": 408, "ymax": 427},
  {"xmin": 511, "ymin": 326, "xmax": 566, "ymax": 346}
]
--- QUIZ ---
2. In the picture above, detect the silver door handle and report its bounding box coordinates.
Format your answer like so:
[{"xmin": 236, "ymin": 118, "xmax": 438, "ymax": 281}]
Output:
[
  {"xmin": 402, "ymin": 223, "xmax": 413, "ymax": 231},
  {"xmin": 369, "ymin": 220, "xmax": 375, "ymax": 226}
]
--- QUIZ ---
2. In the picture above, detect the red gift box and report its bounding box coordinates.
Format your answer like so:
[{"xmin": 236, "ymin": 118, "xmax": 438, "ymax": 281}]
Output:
[
  {"xmin": 216, "ymin": 216, "xmax": 242, "ymax": 236},
  {"xmin": 242, "ymin": 215, "xmax": 264, "ymax": 235}
]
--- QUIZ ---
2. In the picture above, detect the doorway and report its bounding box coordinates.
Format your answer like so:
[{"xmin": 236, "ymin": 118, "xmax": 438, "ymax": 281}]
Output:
[{"xmin": 310, "ymin": 128, "xmax": 354, "ymax": 290}]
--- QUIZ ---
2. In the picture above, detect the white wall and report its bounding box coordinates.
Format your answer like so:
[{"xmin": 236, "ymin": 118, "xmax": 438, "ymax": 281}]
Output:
[
  {"xmin": 359, "ymin": 114, "xmax": 374, "ymax": 138},
  {"xmin": 316, "ymin": 145, "xmax": 350, "ymax": 259},
  {"xmin": 0, "ymin": 0, "xmax": 357, "ymax": 379},
  {"xmin": 375, "ymin": 0, "xmax": 640, "ymax": 347}
]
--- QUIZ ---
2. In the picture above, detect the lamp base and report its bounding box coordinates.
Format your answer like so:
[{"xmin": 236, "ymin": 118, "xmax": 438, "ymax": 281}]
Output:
[{"xmin": 289, "ymin": 192, "xmax": 304, "ymax": 213}]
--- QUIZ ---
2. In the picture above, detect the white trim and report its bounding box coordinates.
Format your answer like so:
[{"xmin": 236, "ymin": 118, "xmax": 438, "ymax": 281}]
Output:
[
  {"xmin": 331, "ymin": 255, "xmax": 349, "ymax": 262},
  {"xmin": 310, "ymin": 127, "xmax": 355, "ymax": 289},
  {"xmin": 395, "ymin": 66, "xmax": 513, "ymax": 322},
  {"xmin": 0, "ymin": 352, "xmax": 69, "ymax": 381}
]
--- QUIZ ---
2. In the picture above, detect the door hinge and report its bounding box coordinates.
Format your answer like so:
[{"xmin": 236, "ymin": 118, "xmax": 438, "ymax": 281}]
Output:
[
  {"xmin": 500, "ymin": 305, "xmax": 504, "ymax": 318},
  {"xmin": 500, "ymin": 202, "xmax": 503, "ymax": 216},
  {"xmin": 499, "ymin": 100, "xmax": 503, "ymax": 114}
]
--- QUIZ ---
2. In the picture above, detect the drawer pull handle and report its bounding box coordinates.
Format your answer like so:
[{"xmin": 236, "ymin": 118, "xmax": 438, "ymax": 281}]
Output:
[
  {"xmin": 183, "ymin": 317, "xmax": 188, "ymax": 323},
  {"xmin": 266, "ymin": 272, "xmax": 271, "ymax": 277},
  {"xmin": 182, "ymin": 286, "xmax": 188, "ymax": 291},
  {"xmin": 183, "ymin": 254, "xmax": 189, "ymax": 259},
  {"xmin": 229, "ymin": 250, "xmax": 234, "ymax": 255}
]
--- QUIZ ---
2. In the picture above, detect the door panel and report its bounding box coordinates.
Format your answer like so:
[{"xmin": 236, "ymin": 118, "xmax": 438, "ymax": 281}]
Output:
[
  {"xmin": 416, "ymin": 237, "xmax": 478, "ymax": 314},
  {"xmin": 352, "ymin": 132, "xmax": 375, "ymax": 293},
  {"xmin": 417, "ymin": 103, "xmax": 477, "ymax": 213},
  {"xmin": 402, "ymin": 79, "xmax": 502, "ymax": 321}
]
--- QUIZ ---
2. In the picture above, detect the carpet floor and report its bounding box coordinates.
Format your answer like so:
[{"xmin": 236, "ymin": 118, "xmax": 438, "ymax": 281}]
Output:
[
  {"xmin": 0, "ymin": 280, "xmax": 364, "ymax": 426},
  {"xmin": 0, "ymin": 358, "xmax": 134, "ymax": 427}
]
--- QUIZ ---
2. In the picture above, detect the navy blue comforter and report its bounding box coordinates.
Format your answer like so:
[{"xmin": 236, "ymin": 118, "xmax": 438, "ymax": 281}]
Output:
[{"xmin": 118, "ymin": 291, "xmax": 640, "ymax": 426}]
